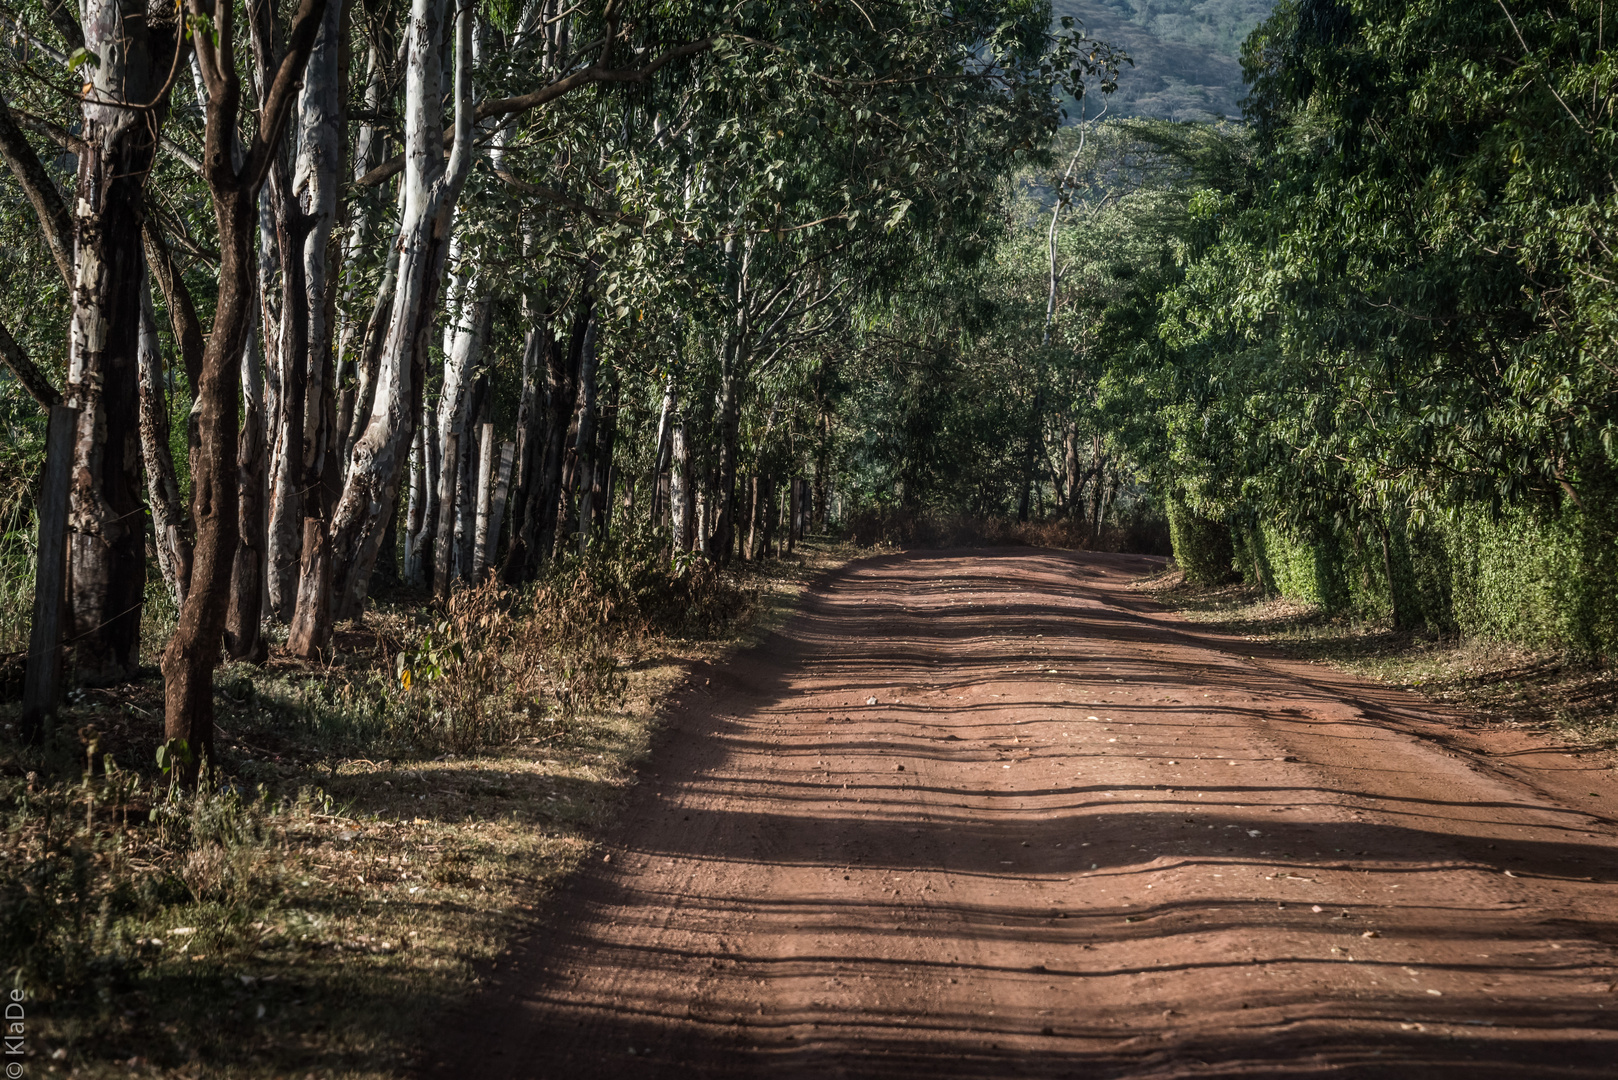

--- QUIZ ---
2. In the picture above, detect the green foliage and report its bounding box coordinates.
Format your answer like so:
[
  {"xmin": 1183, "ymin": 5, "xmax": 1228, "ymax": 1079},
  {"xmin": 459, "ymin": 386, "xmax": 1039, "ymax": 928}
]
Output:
[
  {"xmin": 1236, "ymin": 491, "xmax": 1618, "ymax": 660},
  {"xmin": 1166, "ymin": 496, "xmax": 1236, "ymax": 582}
]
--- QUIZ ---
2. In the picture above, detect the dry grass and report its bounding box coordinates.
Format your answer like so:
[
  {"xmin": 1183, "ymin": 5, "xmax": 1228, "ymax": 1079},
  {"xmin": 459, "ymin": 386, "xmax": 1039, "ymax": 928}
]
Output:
[
  {"xmin": 1135, "ymin": 568, "xmax": 1618, "ymax": 748},
  {"xmin": 1, "ymin": 540, "xmax": 853, "ymax": 1078}
]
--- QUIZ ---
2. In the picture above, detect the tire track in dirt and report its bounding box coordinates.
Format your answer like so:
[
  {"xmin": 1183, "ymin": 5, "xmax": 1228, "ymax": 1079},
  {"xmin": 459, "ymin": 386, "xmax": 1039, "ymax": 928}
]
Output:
[{"xmin": 427, "ymin": 549, "xmax": 1618, "ymax": 1078}]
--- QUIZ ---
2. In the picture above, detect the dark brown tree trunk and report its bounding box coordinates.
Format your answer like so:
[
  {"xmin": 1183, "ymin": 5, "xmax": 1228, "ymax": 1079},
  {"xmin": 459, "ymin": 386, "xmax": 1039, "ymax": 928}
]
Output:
[
  {"xmin": 164, "ymin": 183, "xmax": 255, "ymax": 774},
  {"xmin": 165, "ymin": 0, "xmax": 329, "ymax": 780},
  {"xmin": 225, "ymin": 326, "xmax": 269, "ymax": 662},
  {"xmin": 532, "ymin": 293, "xmax": 588, "ymax": 568}
]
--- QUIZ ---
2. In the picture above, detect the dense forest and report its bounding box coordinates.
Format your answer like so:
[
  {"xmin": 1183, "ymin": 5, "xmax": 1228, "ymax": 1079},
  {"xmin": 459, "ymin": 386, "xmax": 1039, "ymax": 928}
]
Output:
[{"xmin": 1, "ymin": 0, "xmax": 1616, "ymax": 1071}]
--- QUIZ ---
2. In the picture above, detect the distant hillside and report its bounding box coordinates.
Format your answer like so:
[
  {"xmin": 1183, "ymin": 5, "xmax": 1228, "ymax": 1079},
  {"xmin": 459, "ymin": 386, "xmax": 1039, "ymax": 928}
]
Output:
[{"xmin": 1057, "ymin": 0, "xmax": 1275, "ymax": 120}]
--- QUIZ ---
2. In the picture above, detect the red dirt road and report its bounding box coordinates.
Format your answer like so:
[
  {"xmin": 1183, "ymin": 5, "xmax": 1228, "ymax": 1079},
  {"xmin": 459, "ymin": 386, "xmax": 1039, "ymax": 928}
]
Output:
[{"xmin": 433, "ymin": 549, "xmax": 1618, "ymax": 1078}]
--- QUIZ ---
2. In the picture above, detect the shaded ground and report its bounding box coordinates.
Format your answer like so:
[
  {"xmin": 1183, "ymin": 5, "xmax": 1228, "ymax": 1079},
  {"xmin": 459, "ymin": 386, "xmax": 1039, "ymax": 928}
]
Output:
[{"xmin": 426, "ymin": 549, "xmax": 1618, "ymax": 1078}]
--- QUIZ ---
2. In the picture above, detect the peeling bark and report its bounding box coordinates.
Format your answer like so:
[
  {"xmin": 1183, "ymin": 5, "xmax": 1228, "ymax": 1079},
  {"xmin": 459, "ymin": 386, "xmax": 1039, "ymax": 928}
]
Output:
[
  {"xmin": 66, "ymin": 0, "xmax": 185, "ymax": 684},
  {"xmin": 329, "ymin": 0, "xmax": 474, "ymax": 619}
]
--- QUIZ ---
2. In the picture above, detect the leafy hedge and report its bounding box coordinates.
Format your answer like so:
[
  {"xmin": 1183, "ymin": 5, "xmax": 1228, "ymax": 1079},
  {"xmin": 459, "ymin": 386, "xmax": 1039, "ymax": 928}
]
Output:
[
  {"xmin": 1229, "ymin": 491, "xmax": 1618, "ymax": 660},
  {"xmin": 1166, "ymin": 497, "xmax": 1237, "ymax": 584}
]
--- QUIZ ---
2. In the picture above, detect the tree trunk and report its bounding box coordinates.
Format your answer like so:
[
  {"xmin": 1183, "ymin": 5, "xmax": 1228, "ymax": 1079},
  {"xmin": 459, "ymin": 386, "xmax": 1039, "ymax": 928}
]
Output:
[
  {"xmin": 761, "ymin": 475, "xmax": 777, "ymax": 558},
  {"xmin": 501, "ymin": 314, "xmax": 546, "ymax": 581},
  {"xmin": 454, "ymin": 375, "xmax": 489, "ymax": 580},
  {"xmin": 591, "ymin": 376, "xmax": 618, "ymax": 542},
  {"xmin": 712, "ymin": 363, "xmax": 740, "ymax": 562},
  {"xmin": 406, "ymin": 403, "xmax": 440, "ymax": 586},
  {"xmin": 649, "ymin": 374, "xmax": 675, "ymax": 527},
  {"xmin": 139, "ymin": 277, "xmax": 192, "ymax": 608},
  {"xmin": 1087, "ymin": 438, "xmax": 1106, "ymax": 549},
  {"xmin": 166, "ymin": 0, "xmax": 329, "ymax": 779},
  {"xmin": 1378, "ymin": 517, "xmax": 1409, "ymax": 631},
  {"xmin": 286, "ymin": 517, "xmax": 333, "ymax": 658},
  {"xmin": 478, "ymin": 439, "xmax": 514, "ymax": 581},
  {"xmin": 438, "ymin": 291, "xmax": 493, "ymax": 577},
  {"xmin": 21, "ymin": 404, "xmax": 77, "ymax": 742},
  {"xmin": 813, "ymin": 411, "xmax": 830, "ymax": 532},
  {"xmin": 670, "ymin": 422, "xmax": 690, "ymax": 554},
  {"xmin": 433, "ymin": 430, "xmax": 461, "ymax": 599},
  {"xmin": 329, "ymin": 0, "xmax": 474, "ymax": 619},
  {"xmin": 342, "ymin": 210, "xmax": 401, "ymax": 470},
  {"xmin": 293, "ymin": 0, "xmax": 344, "ymax": 522},
  {"xmin": 334, "ymin": 44, "xmax": 382, "ymax": 397},
  {"xmin": 572, "ymin": 316, "xmax": 600, "ymax": 554},
  {"xmin": 744, "ymin": 475, "xmax": 760, "ymax": 562},
  {"xmin": 224, "ymin": 314, "xmax": 269, "ymax": 663},
  {"xmin": 264, "ymin": 164, "xmax": 313, "ymax": 621},
  {"xmin": 1061, "ymin": 419, "xmax": 1080, "ymax": 520},
  {"xmin": 470, "ymin": 421, "xmax": 495, "ymax": 577},
  {"xmin": 530, "ymin": 292, "xmax": 588, "ymax": 569},
  {"xmin": 67, "ymin": 0, "xmax": 183, "ymax": 684},
  {"xmin": 1017, "ymin": 389, "xmax": 1043, "ymax": 524},
  {"xmin": 403, "ymin": 420, "xmax": 428, "ymax": 582},
  {"xmin": 788, "ymin": 477, "xmax": 800, "ymax": 553}
]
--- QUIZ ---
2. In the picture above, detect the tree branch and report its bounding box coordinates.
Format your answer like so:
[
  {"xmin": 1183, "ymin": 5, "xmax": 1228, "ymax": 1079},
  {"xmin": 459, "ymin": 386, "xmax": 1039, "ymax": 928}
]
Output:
[
  {"xmin": 354, "ymin": 36, "xmax": 714, "ymax": 188},
  {"xmin": 243, "ymin": 0, "xmax": 330, "ymax": 188},
  {"xmin": 0, "ymin": 92, "xmax": 73, "ymax": 287},
  {"xmin": 141, "ymin": 221, "xmax": 207, "ymax": 394},
  {"xmin": 0, "ymin": 315, "xmax": 62, "ymax": 408}
]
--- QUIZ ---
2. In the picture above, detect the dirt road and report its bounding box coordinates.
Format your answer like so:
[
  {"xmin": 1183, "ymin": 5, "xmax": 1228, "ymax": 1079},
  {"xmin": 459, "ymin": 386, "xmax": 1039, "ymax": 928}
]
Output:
[{"xmin": 432, "ymin": 549, "xmax": 1618, "ymax": 1078}]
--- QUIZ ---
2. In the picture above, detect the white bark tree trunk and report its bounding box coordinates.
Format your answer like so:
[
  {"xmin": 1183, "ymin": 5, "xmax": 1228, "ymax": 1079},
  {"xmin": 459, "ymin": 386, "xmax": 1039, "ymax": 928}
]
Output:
[
  {"xmin": 67, "ymin": 0, "xmax": 182, "ymax": 682},
  {"xmin": 292, "ymin": 0, "xmax": 344, "ymax": 512},
  {"xmin": 329, "ymin": 0, "xmax": 474, "ymax": 618}
]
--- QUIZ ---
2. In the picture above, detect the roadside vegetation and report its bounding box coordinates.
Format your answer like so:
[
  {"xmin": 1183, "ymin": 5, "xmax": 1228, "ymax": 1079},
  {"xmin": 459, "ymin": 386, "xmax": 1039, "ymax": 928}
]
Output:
[{"xmin": 1, "ymin": 541, "xmax": 847, "ymax": 1076}]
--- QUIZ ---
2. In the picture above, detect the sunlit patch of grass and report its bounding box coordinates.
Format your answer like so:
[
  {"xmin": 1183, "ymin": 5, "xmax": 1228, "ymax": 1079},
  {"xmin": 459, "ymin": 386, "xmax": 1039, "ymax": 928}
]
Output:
[{"xmin": 1136, "ymin": 568, "xmax": 1618, "ymax": 749}]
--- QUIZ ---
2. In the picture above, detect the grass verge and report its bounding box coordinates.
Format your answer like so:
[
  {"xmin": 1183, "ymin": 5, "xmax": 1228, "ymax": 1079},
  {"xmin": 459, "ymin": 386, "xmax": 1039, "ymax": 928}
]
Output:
[
  {"xmin": 1135, "ymin": 568, "xmax": 1618, "ymax": 749},
  {"xmin": 1, "ymin": 539, "xmax": 856, "ymax": 1078}
]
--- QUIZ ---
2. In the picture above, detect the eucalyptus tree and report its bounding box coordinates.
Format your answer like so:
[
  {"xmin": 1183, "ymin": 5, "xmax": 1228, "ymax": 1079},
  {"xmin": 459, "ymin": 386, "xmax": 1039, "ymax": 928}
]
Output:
[
  {"xmin": 0, "ymin": 0, "xmax": 189, "ymax": 682},
  {"xmin": 330, "ymin": 0, "xmax": 715, "ymax": 616},
  {"xmin": 162, "ymin": 0, "xmax": 330, "ymax": 769},
  {"xmin": 261, "ymin": 0, "xmax": 345, "ymax": 641}
]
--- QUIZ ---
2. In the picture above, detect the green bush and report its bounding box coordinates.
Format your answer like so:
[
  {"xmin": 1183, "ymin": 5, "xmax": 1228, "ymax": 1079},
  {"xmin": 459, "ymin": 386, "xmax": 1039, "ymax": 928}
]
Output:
[
  {"xmin": 1244, "ymin": 489, "xmax": 1618, "ymax": 660},
  {"xmin": 1167, "ymin": 498, "xmax": 1237, "ymax": 584}
]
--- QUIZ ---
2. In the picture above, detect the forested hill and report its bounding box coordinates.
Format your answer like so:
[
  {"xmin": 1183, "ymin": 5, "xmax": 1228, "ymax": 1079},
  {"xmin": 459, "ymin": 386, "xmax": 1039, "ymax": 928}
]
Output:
[{"xmin": 1056, "ymin": 0, "xmax": 1274, "ymax": 118}]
